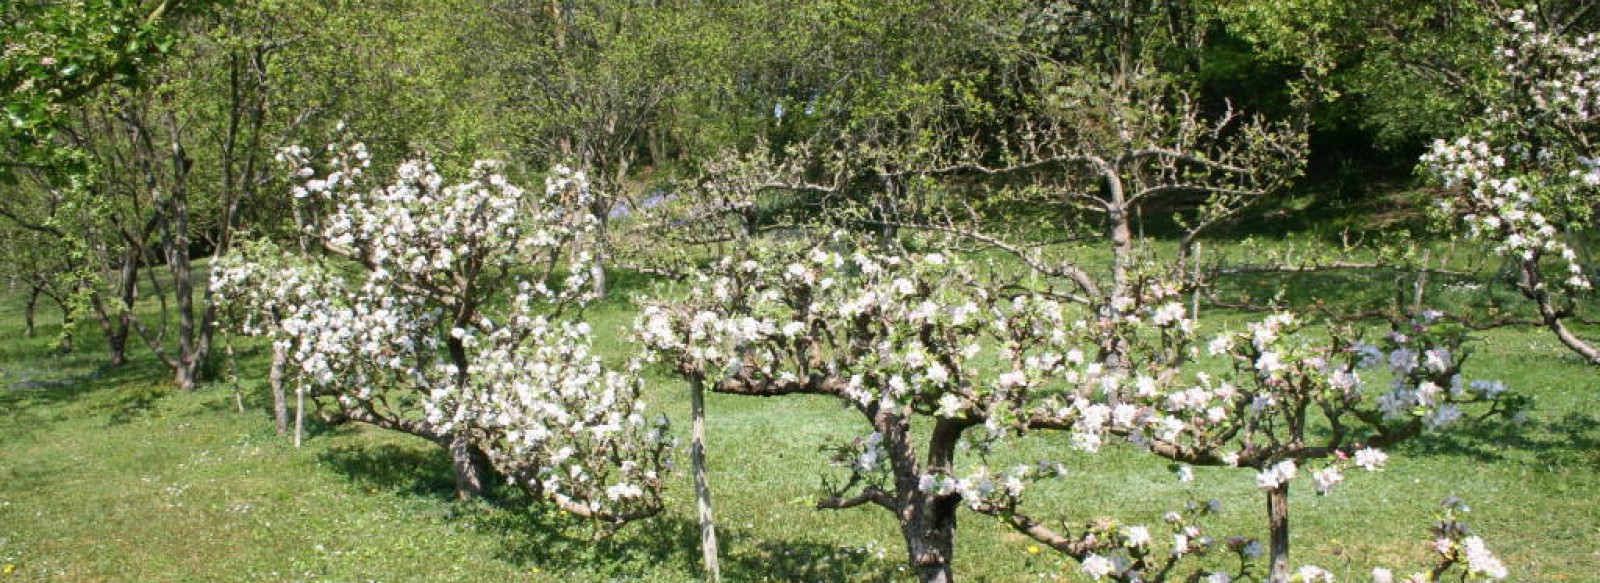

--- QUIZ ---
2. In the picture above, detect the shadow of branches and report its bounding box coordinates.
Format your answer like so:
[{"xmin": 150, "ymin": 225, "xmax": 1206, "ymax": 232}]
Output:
[{"xmin": 1398, "ymin": 412, "xmax": 1600, "ymax": 472}]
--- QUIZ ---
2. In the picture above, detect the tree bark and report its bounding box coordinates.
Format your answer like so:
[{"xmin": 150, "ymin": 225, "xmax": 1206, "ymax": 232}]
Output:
[
  {"xmin": 95, "ymin": 252, "xmax": 142, "ymax": 367},
  {"xmin": 163, "ymin": 138, "xmax": 200, "ymax": 391},
  {"xmin": 294, "ymin": 384, "xmax": 304, "ymax": 448},
  {"xmin": 271, "ymin": 341, "xmax": 288, "ymax": 436},
  {"xmin": 689, "ymin": 376, "xmax": 722, "ymax": 582},
  {"xmin": 24, "ymin": 286, "xmax": 39, "ymax": 337},
  {"xmin": 449, "ymin": 433, "xmax": 487, "ymax": 500},
  {"xmin": 1267, "ymin": 482, "xmax": 1291, "ymax": 583},
  {"xmin": 1519, "ymin": 260, "xmax": 1600, "ymax": 364},
  {"xmin": 883, "ymin": 411, "xmax": 961, "ymax": 583}
]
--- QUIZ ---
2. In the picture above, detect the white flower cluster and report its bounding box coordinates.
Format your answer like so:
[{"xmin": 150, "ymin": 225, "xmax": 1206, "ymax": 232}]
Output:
[
  {"xmin": 1461, "ymin": 536, "xmax": 1510, "ymax": 579},
  {"xmin": 456, "ymin": 316, "xmax": 667, "ymax": 518},
  {"xmin": 283, "ymin": 142, "xmax": 599, "ymax": 304},
  {"xmin": 639, "ymin": 243, "xmax": 995, "ymax": 419},
  {"xmin": 1505, "ymin": 9, "xmax": 1600, "ymax": 125},
  {"xmin": 1422, "ymin": 8, "xmax": 1599, "ymax": 291},
  {"xmin": 215, "ymin": 144, "xmax": 663, "ymax": 523},
  {"xmin": 211, "ymin": 240, "xmax": 348, "ymax": 338},
  {"xmin": 918, "ymin": 461, "xmax": 1066, "ymax": 510},
  {"xmin": 1255, "ymin": 460, "xmax": 1297, "ymax": 490},
  {"xmin": 1363, "ymin": 326, "xmax": 1509, "ymax": 431},
  {"xmin": 1422, "ymin": 134, "xmax": 1587, "ymax": 289}
]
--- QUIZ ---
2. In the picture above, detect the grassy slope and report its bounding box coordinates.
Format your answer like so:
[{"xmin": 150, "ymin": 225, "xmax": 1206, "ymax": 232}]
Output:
[{"xmin": 2, "ymin": 250, "xmax": 1598, "ymax": 582}]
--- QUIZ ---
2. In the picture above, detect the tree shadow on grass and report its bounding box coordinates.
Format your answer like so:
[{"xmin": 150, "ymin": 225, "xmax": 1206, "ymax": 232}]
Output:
[
  {"xmin": 1397, "ymin": 411, "xmax": 1600, "ymax": 472},
  {"xmin": 103, "ymin": 383, "xmax": 169, "ymax": 425},
  {"xmin": 317, "ymin": 437, "xmax": 903, "ymax": 580},
  {"xmin": 470, "ymin": 505, "xmax": 903, "ymax": 582},
  {"xmin": 0, "ymin": 357, "xmax": 176, "ymax": 428},
  {"xmin": 318, "ymin": 441, "xmax": 459, "ymax": 498}
]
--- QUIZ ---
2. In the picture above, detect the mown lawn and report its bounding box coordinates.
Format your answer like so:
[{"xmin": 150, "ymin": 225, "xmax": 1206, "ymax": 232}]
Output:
[{"xmin": 1, "ymin": 257, "xmax": 1598, "ymax": 581}]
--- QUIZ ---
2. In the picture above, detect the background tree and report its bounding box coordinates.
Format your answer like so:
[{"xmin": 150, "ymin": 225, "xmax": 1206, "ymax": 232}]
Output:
[{"xmin": 1, "ymin": 0, "xmax": 200, "ymax": 185}]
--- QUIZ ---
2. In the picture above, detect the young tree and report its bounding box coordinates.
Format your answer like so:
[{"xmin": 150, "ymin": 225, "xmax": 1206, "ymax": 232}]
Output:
[
  {"xmin": 1423, "ymin": 7, "xmax": 1600, "ymax": 365},
  {"xmin": 210, "ymin": 238, "xmax": 333, "ymax": 439},
  {"xmin": 0, "ymin": 219, "xmax": 76, "ymax": 343},
  {"xmin": 216, "ymin": 141, "xmax": 670, "ymax": 521}
]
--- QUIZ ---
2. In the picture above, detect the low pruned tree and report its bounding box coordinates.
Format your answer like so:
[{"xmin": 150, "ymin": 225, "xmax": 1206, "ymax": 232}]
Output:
[{"xmin": 214, "ymin": 141, "xmax": 669, "ymax": 527}]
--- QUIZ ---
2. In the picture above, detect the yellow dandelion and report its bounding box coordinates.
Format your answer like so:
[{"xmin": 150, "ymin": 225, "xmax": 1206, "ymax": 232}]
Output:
[
  {"xmin": 3, "ymin": 564, "xmax": 14, "ymax": 574},
  {"xmin": 1027, "ymin": 545, "xmax": 1040, "ymax": 555}
]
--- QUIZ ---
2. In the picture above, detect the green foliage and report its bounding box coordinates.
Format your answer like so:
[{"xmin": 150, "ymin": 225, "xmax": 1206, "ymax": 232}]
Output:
[
  {"xmin": 1211, "ymin": 0, "xmax": 1497, "ymax": 151},
  {"xmin": 0, "ymin": 0, "xmax": 203, "ymax": 184}
]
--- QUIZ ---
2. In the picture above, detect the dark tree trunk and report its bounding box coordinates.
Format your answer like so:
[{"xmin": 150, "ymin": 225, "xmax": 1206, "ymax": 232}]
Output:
[
  {"xmin": 442, "ymin": 331, "xmax": 487, "ymax": 500},
  {"xmin": 24, "ymin": 286, "xmax": 39, "ymax": 337},
  {"xmin": 164, "ymin": 140, "xmax": 201, "ymax": 392},
  {"xmin": 900, "ymin": 492, "xmax": 958, "ymax": 583},
  {"xmin": 882, "ymin": 410, "xmax": 962, "ymax": 583},
  {"xmin": 1267, "ymin": 482, "xmax": 1291, "ymax": 583},
  {"xmin": 95, "ymin": 257, "xmax": 140, "ymax": 367}
]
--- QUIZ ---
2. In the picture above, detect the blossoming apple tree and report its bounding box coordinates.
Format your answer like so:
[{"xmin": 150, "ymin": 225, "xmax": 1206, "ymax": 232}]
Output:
[
  {"xmin": 211, "ymin": 238, "xmax": 343, "ymax": 441},
  {"xmin": 1423, "ymin": 7, "xmax": 1600, "ymax": 364},
  {"xmin": 213, "ymin": 141, "xmax": 669, "ymax": 527},
  {"xmin": 640, "ymin": 237, "xmax": 1516, "ymax": 582}
]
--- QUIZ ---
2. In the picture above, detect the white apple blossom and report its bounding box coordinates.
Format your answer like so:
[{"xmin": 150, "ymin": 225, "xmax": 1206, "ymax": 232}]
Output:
[
  {"xmin": 1294, "ymin": 565, "xmax": 1334, "ymax": 582},
  {"xmin": 1082, "ymin": 554, "xmax": 1117, "ymax": 580},
  {"xmin": 1310, "ymin": 466, "xmax": 1344, "ymax": 495},
  {"xmin": 1463, "ymin": 536, "xmax": 1508, "ymax": 579},
  {"xmin": 1256, "ymin": 460, "xmax": 1297, "ymax": 490},
  {"xmin": 1353, "ymin": 448, "xmax": 1388, "ymax": 471}
]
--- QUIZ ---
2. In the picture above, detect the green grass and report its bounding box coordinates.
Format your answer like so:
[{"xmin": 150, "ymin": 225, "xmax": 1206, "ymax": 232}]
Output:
[{"xmin": 2, "ymin": 253, "xmax": 1599, "ymax": 581}]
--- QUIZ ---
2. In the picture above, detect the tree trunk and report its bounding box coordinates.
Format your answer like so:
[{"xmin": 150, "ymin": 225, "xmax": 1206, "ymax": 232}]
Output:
[
  {"xmin": 885, "ymin": 411, "xmax": 961, "ymax": 583},
  {"xmin": 895, "ymin": 491, "xmax": 959, "ymax": 583},
  {"xmin": 164, "ymin": 141, "xmax": 200, "ymax": 392},
  {"xmin": 271, "ymin": 341, "xmax": 288, "ymax": 436},
  {"xmin": 96, "ymin": 255, "xmax": 142, "ymax": 367},
  {"xmin": 647, "ymin": 124, "xmax": 669, "ymax": 170},
  {"xmin": 55, "ymin": 303, "xmax": 74, "ymax": 354},
  {"xmin": 294, "ymin": 384, "xmax": 304, "ymax": 448},
  {"xmin": 449, "ymin": 432, "xmax": 487, "ymax": 500},
  {"xmin": 24, "ymin": 286, "xmax": 39, "ymax": 337},
  {"xmin": 1102, "ymin": 171, "xmax": 1135, "ymax": 371},
  {"xmin": 591, "ymin": 257, "xmax": 608, "ymax": 298},
  {"xmin": 1523, "ymin": 259, "xmax": 1600, "ymax": 365},
  {"xmin": 108, "ymin": 331, "xmax": 128, "ymax": 366},
  {"xmin": 690, "ymin": 376, "xmax": 722, "ymax": 582},
  {"xmin": 1267, "ymin": 482, "xmax": 1291, "ymax": 583},
  {"xmin": 1107, "ymin": 214, "xmax": 1132, "ymax": 300}
]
